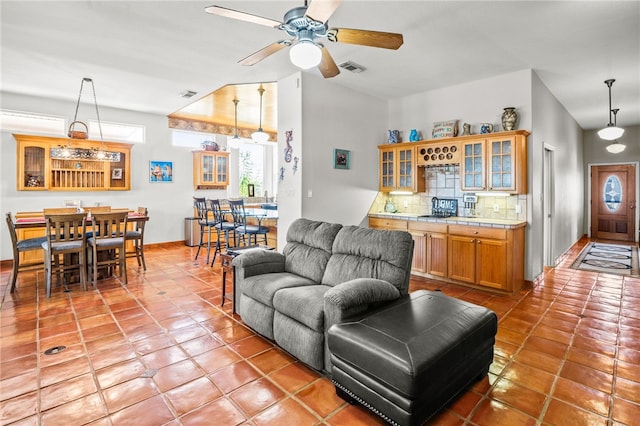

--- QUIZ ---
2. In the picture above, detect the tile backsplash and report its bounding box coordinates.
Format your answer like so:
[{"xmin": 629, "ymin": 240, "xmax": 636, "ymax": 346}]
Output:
[{"xmin": 370, "ymin": 165, "xmax": 528, "ymax": 221}]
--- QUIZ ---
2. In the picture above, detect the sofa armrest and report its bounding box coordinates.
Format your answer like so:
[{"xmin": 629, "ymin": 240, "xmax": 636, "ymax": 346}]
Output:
[
  {"xmin": 232, "ymin": 250, "xmax": 285, "ymax": 278},
  {"xmin": 324, "ymin": 278, "xmax": 400, "ymax": 326}
]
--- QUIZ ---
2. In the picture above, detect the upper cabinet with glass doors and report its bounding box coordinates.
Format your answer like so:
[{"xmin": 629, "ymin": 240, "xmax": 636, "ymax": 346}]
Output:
[
  {"xmin": 193, "ymin": 150, "xmax": 229, "ymax": 189},
  {"xmin": 378, "ymin": 144, "xmax": 425, "ymax": 193},
  {"xmin": 460, "ymin": 130, "xmax": 528, "ymax": 194}
]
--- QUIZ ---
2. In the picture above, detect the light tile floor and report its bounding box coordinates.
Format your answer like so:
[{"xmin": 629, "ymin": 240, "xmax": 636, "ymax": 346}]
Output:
[{"xmin": 1, "ymin": 237, "xmax": 639, "ymax": 425}]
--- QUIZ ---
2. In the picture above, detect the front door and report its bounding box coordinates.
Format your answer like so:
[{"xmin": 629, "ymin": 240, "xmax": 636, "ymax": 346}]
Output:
[{"xmin": 591, "ymin": 164, "xmax": 636, "ymax": 241}]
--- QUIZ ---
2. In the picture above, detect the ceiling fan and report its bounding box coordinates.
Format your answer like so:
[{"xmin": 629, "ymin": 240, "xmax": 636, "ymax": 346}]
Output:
[{"xmin": 205, "ymin": 0, "xmax": 403, "ymax": 78}]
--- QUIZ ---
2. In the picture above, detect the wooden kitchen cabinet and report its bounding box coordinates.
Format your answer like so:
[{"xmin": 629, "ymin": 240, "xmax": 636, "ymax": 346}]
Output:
[
  {"xmin": 193, "ymin": 150, "xmax": 229, "ymax": 189},
  {"xmin": 15, "ymin": 134, "xmax": 132, "ymax": 191},
  {"xmin": 408, "ymin": 221, "xmax": 448, "ymax": 276},
  {"xmin": 447, "ymin": 224, "xmax": 524, "ymax": 291},
  {"xmin": 426, "ymin": 231, "xmax": 448, "ymax": 278},
  {"xmin": 460, "ymin": 130, "xmax": 528, "ymax": 194},
  {"xmin": 378, "ymin": 145, "xmax": 425, "ymax": 193}
]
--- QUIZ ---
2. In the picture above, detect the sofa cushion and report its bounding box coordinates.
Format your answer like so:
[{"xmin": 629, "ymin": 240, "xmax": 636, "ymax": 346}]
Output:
[
  {"xmin": 242, "ymin": 272, "xmax": 316, "ymax": 308},
  {"xmin": 323, "ymin": 226, "xmax": 414, "ymax": 293},
  {"xmin": 273, "ymin": 285, "xmax": 330, "ymax": 332},
  {"xmin": 282, "ymin": 219, "xmax": 343, "ymax": 283}
]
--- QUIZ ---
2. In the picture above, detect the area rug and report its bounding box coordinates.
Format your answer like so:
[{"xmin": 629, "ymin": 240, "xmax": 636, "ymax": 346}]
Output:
[{"xmin": 571, "ymin": 242, "xmax": 639, "ymax": 276}]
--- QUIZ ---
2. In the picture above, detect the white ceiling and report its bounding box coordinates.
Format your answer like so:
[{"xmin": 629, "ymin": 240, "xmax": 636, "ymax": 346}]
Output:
[{"xmin": 1, "ymin": 1, "xmax": 638, "ymax": 131}]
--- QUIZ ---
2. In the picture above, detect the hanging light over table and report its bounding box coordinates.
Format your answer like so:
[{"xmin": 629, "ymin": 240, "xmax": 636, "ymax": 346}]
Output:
[{"xmin": 251, "ymin": 84, "xmax": 269, "ymax": 143}]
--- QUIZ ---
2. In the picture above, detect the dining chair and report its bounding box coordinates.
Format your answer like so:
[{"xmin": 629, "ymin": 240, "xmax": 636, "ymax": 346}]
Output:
[
  {"xmin": 5, "ymin": 213, "xmax": 47, "ymax": 293},
  {"xmin": 86, "ymin": 211, "xmax": 128, "ymax": 288},
  {"xmin": 209, "ymin": 199, "xmax": 236, "ymax": 265},
  {"xmin": 193, "ymin": 197, "xmax": 217, "ymax": 264},
  {"xmin": 125, "ymin": 207, "xmax": 148, "ymax": 270},
  {"xmin": 228, "ymin": 199, "xmax": 269, "ymax": 247},
  {"xmin": 41, "ymin": 213, "xmax": 87, "ymax": 298}
]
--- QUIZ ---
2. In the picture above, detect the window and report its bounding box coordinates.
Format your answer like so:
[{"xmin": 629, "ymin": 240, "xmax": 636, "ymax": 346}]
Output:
[
  {"xmin": 172, "ymin": 129, "xmax": 213, "ymax": 148},
  {"xmin": 89, "ymin": 120, "xmax": 145, "ymax": 143},
  {"xmin": 0, "ymin": 109, "xmax": 66, "ymax": 135}
]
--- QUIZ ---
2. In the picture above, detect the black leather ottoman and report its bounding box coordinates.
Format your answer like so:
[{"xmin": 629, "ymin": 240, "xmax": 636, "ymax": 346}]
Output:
[{"xmin": 328, "ymin": 290, "xmax": 497, "ymax": 426}]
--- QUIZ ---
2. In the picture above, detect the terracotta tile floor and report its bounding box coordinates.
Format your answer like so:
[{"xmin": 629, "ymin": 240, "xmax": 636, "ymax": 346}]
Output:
[{"xmin": 1, "ymin": 237, "xmax": 639, "ymax": 425}]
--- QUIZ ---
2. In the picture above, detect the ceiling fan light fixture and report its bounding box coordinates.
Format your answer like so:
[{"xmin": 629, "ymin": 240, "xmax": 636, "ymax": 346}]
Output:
[{"xmin": 289, "ymin": 41, "xmax": 322, "ymax": 69}]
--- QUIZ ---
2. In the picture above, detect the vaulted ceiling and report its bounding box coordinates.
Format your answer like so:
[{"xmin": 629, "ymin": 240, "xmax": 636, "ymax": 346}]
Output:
[{"xmin": 1, "ymin": 1, "xmax": 638, "ymax": 132}]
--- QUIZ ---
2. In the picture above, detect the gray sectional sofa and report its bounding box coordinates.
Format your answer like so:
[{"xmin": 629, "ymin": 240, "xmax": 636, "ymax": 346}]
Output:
[{"xmin": 232, "ymin": 218, "xmax": 414, "ymax": 373}]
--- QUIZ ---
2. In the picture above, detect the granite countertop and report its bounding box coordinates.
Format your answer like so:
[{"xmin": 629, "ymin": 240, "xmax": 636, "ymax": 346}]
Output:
[{"xmin": 368, "ymin": 212, "xmax": 527, "ymax": 228}]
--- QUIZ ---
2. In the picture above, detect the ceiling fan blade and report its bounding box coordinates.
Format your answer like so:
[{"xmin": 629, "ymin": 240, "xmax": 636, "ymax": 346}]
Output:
[
  {"xmin": 305, "ymin": 0, "xmax": 343, "ymax": 23},
  {"xmin": 327, "ymin": 28, "xmax": 404, "ymax": 50},
  {"xmin": 318, "ymin": 45, "xmax": 340, "ymax": 78},
  {"xmin": 239, "ymin": 41, "xmax": 290, "ymax": 66},
  {"xmin": 205, "ymin": 5, "xmax": 282, "ymax": 28}
]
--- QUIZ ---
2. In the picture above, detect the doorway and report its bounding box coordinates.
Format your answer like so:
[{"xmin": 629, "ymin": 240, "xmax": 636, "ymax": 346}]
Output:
[
  {"xmin": 590, "ymin": 164, "xmax": 637, "ymax": 242},
  {"xmin": 543, "ymin": 146, "xmax": 554, "ymax": 266}
]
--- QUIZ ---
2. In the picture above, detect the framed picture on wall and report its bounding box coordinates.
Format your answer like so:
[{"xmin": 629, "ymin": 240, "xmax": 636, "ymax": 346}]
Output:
[
  {"xmin": 150, "ymin": 160, "xmax": 173, "ymax": 182},
  {"xmin": 111, "ymin": 168, "xmax": 123, "ymax": 180},
  {"xmin": 333, "ymin": 149, "xmax": 350, "ymax": 170}
]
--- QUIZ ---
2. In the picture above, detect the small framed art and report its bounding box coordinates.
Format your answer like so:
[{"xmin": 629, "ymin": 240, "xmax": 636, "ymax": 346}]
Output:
[
  {"xmin": 111, "ymin": 168, "xmax": 123, "ymax": 180},
  {"xmin": 333, "ymin": 149, "xmax": 350, "ymax": 170},
  {"xmin": 150, "ymin": 160, "xmax": 173, "ymax": 182}
]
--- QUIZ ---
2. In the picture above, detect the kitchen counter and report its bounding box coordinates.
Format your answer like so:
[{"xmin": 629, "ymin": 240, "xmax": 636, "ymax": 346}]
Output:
[{"xmin": 368, "ymin": 213, "xmax": 527, "ymax": 229}]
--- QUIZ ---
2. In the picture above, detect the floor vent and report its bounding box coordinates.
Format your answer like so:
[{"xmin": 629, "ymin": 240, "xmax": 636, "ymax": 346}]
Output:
[{"xmin": 338, "ymin": 61, "xmax": 366, "ymax": 73}]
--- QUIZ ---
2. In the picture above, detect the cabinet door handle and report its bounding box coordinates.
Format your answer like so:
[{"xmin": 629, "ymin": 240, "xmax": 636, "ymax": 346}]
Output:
[
  {"xmin": 470, "ymin": 239, "xmax": 475, "ymax": 243},
  {"xmin": 473, "ymin": 231, "xmax": 478, "ymax": 234},
  {"xmin": 477, "ymin": 240, "xmax": 481, "ymax": 244}
]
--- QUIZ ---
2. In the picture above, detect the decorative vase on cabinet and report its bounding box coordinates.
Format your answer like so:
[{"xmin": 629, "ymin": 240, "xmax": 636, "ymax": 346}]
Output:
[{"xmin": 501, "ymin": 107, "xmax": 518, "ymax": 131}]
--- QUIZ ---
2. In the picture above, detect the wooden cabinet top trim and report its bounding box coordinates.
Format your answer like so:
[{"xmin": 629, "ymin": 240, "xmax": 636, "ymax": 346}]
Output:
[
  {"xmin": 378, "ymin": 129, "xmax": 529, "ymax": 149},
  {"xmin": 14, "ymin": 133, "xmax": 134, "ymax": 150}
]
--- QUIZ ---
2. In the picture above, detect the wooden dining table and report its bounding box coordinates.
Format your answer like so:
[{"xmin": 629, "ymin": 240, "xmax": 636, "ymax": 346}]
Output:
[{"xmin": 13, "ymin": 209, "xmax": 148, "ymax": 267}]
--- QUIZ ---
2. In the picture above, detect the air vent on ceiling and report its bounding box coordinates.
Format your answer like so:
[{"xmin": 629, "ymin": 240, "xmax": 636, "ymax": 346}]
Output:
[
  {"xmin": 180, "ymin": 90, "xmax": 198, "ymax": 98},
  {"xmin": 338, "ymin": 61, "xmax": 366, "ymax": 73}
]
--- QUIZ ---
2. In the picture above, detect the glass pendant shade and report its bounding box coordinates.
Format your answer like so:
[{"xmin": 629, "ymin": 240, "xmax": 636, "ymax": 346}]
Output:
[
  {"xmin": 598, "ymin": 125, "xmax": 625, "ymax": 141},
  {"xmin": 606, "ymin": 141, "xmax": 626, "ymax": 153},
  {"xmin": 289, "ymin": 41, "xmax": 322, "ymax": 69},
  {"xmin": 251, "ymin": 130, "xmax": 269, "ymax": 143}
]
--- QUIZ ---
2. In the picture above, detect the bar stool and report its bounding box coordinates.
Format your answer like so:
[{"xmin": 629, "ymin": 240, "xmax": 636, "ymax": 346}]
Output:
[
  {"xmin": 228, "ymin": 199, "xmax": 269, "ymax": 246},
  {"xmin": 41, "ymin": 213, "xmax": 87, "ymax": 298},
  {"xmin": 125, "ymin": 207, "xmax": 148, "ymax": 270},
  {"xmin": 209, "ymin": 199, "xmax": 236, "ymax": 266},
  {"xmin": 193, "ymin": 197, "xmax": 216, "ymax": 264},
  {"xmin": 5, "ymin": 213, "xmax": 47, "ymax": 293}
]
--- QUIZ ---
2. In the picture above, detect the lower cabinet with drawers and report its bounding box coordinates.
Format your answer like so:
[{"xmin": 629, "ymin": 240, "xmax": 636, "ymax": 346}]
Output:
[{"xmin": 369, "ymin": 216, "xmax": 525, "ymax": 292}]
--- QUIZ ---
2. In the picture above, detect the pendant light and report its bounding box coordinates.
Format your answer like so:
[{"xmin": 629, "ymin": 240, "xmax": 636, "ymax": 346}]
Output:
[
  {"xmin": 606, "ymin": 109, "xmax": 626, "ymax": 153},
  {"xmin": 598, "ymin": 79, "xmax": 625, "ymax": 141},
  {"xmin": 227, "ymin": 98, "xmax": 241, "ymax": 149},
  {"xmin": 251, "ymin": 84, "xmax": 269, "ymax": 143}
]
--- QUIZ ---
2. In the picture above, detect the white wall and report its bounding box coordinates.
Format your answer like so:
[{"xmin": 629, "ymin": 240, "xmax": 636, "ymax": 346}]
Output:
[
  {"xmin": 531, "ymin": 73, "xmax": 584, "ymax": 279},
  {"xmin": 1, "ymin": 91, "xmax": 229, "ymax": 261},
  {"xmin": 388, "ymin": 69, "xmax": 533, "ymax": 140},
  {"xmin": 275, "ymin": 73, "xmax": 303, "ymax": 250}
]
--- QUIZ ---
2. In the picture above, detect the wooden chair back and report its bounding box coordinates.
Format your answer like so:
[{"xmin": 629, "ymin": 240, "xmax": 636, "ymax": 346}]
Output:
[
  {"xmin": 85, "ymin": 206, "xmax": 112, "ymax": 214},
  {"xmin": 44, "ymin": 213, "xmax": 87, "ymax": 243},
  {"xmin": 43, "ymin": 207, "xmax": 78, "ymax": 215},
  {"xmin": 90, "ymin": 212, "xmax": 128, "ymax": 240}
]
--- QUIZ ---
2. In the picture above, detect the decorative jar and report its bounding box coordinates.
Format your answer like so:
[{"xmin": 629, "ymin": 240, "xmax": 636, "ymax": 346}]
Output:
[{"xmin": 501, "ymin": 107, "xmax": 518, "ymax": 131}]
